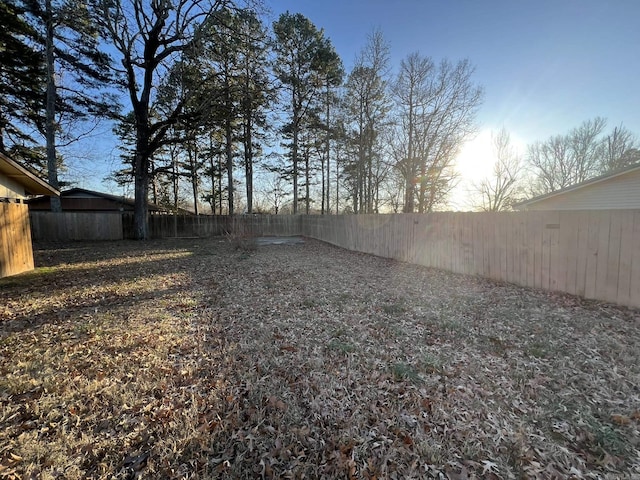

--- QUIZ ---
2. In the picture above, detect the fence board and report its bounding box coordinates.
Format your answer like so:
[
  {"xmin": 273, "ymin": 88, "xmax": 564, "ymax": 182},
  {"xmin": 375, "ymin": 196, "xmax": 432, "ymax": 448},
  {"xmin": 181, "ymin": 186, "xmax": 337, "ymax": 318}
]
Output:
[
  {"xmin": 630, "ymin": 211, "xmax": 640, "ymax": 306},
  {"xmin": 584, "ymin": 212, "xmax": 599, "ymax": 299},
  {"xmin": 595, "ymin": 211, "xmax": 612, "ymax": 300},
  {"xmin": 605, "ymin": 213, "xmax": 623, "ymax": 303},
  {"xmin": 616, "ymin": 210, "xmax": 634, "ymax": 305},
  {"xmin": 575, "ymin": 212, "xmax": 589, "ymax": 297}
]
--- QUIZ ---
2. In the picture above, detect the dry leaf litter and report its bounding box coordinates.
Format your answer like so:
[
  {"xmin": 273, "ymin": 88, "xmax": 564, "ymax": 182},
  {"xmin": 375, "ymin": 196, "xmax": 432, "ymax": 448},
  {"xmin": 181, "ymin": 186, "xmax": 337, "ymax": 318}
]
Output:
[{"xmin": 0, "ymin": 238, "xmax": 639, "ymax": 479}]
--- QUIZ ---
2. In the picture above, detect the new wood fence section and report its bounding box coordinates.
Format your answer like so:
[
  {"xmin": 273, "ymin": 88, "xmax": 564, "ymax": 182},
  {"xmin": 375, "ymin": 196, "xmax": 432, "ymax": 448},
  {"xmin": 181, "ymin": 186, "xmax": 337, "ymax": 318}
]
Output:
[
  {"xmin": 1, "ymin": 202, "xmax": 34, "ymax": 277},
  {"xmin": 300, "ymin": 212, "xmax": 640, "ymax": 309}
]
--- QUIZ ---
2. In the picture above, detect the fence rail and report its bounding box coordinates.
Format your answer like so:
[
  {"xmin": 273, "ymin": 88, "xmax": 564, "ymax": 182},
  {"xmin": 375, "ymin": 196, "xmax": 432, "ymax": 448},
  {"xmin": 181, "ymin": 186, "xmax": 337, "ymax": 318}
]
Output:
[{"xmin": 25, "ymin": 210, "xmax": 640, "ymax": 308}]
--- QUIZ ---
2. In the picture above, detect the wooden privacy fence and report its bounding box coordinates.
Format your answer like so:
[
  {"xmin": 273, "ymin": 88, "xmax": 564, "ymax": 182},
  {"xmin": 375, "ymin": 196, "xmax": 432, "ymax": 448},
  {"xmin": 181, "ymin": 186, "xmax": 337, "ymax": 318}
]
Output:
[
  {"xmin": 122, "ymin": 213, "xmax": 231, "ymax": 239},
  {"xmin": 300, "ymin": 211, "xmax": 640, "ymax": 309},
  {"xmin": 121, "ymin": 214, "xmax": 301, "ymax": 238},
  {"xmin": 25, "ymin": 210, "xmax": 640, "ymax": 308},
  {"xmin": 30, "ymin": 212, "xmax": 123, "ymax": 241},
  {"xmin": 29, "ymin": 212, "xmax": 303, "ymax": 241},
  {"xmin": 1, "ymin": 202, "xmax": 34, "ymax": 277}
]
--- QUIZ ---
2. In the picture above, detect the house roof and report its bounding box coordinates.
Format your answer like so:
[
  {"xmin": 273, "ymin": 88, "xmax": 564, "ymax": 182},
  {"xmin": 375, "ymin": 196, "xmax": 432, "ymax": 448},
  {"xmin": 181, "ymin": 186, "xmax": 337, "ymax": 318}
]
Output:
[
  {"xmin": 0, "ymin": 152, "xmax": 60, "ymax": 196},
  {"xmin": 513, "ymin": 162, "xmax": 640, "ymax": 209},
  {"xmin": 60, "ymin": 187, "xmax": 147, "ymax": 208},
  {"xmin": 30, "ymin": 187, "xmax": 194, "ymax": 214}
]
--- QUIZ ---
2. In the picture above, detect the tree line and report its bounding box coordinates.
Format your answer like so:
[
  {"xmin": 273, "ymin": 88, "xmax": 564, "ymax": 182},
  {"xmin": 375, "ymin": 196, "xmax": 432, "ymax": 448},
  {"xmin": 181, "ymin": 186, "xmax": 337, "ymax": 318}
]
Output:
[
  {"xmin": 473, "ymin": 118, "xmax": 640, "ymax": 211},
  {"xmin": 2, "ymin": 0, "xmax": 637, "ymax": 238}
]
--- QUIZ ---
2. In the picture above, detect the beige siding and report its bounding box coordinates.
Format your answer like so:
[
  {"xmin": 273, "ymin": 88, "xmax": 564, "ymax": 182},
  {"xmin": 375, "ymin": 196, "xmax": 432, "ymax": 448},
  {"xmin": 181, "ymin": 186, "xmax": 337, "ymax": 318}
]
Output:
[
  {"xmin": 0, "ymin": 173, "xmax": 26, "ymax": 199},
  {"xmin": 525, "ymin": 168, "xmax": 640, "ymax": 210}
]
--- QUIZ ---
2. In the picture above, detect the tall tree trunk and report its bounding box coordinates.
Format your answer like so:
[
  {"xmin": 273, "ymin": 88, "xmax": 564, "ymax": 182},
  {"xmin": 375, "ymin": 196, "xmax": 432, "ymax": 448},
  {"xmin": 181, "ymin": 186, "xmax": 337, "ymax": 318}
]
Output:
[
  {"xmin": 45, "ymin": 0, "xmax": 60, "ymax": 212},
  {"xmin": 133, "ymin": 146, "xmax": 149, "ymax": 240},
  {"xmin": 324, "ymin": 81, "xmax": 331, "ymax": 215},
  {"xmin": 224, "ymin": 61, "xmax": 234, "ymax": 215},
  {"xmin": 356, "ymin": 120, "xmax": 364, "ymax": 214},
  {"xmin": 218, "ymin": 153, "xmax": 223, "ymax": 215},
  {"xmin": 225, "ymin": 118, "xmax": 233, "ymax": 215},
  {"xmin": 335, "ymin": 145, "xmax": 340, "ymax": 215},
  {"xmin": 417, "ymin": 162, "xmax": 427, "ymax": 213},
  {"xmin": 244, "ymin": 119, "xmax": 253, "ymax": 214},
  {"xmin": 320, "ymin": 153, "xmax": 325, "ymax": 214},
  {"xmin": 208, "ymin": 155, "xmax": 217, "ymax": 215},
  {"xmin": 305, "ymin": 146, "xmax": 310, "ymax": 214},
  {"xmin": 189, "ymin": 143, "xmax": 199, "ymax": 216},
  {"xmin": 292, "ymin": 101, "xmax": 299, "ymax": 214},
  {"xmin": 403, "ymin": 94, "xmax": 415, "ymax": 213},
  {"xmin": 173, "ymin": 148, "xmax": 178, "ymax": 237},
  {"xmin": 366, "ymin": 138, "xmax": 373, "ymax": 213}
]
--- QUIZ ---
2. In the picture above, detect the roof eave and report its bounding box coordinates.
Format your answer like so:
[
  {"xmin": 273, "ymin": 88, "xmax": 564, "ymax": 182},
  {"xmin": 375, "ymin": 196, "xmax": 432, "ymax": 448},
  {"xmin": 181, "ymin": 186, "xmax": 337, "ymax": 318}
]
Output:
[{"xmin": 0, "ymin": 152, "xmax": 60, "ymax": 197}]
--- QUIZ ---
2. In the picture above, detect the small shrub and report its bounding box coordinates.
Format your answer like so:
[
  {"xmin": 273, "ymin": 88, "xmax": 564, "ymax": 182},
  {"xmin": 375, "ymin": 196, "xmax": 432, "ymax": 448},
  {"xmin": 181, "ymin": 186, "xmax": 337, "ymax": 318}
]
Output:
[{"xmin": 225, "ymin": 227, "xmax": 257, "ymax": 253}]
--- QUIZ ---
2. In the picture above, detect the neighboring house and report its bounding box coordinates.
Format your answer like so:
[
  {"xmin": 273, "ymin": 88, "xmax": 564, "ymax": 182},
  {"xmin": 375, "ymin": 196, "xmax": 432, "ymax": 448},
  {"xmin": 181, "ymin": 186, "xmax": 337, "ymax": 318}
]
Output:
[
  {"xmin": 28, "ymin": 187, "xmax": 135, "ymax": 211},
  {"xmin": 28, "ymin": 187, "xmax": 193, "ymax": 214},
  {"xmin": 514, "ymin": 163, "xmax": 640, "ymax": 211},
  {"xmin": 0, "ymin": 152, "xmax": 59, "ymax": 277}
]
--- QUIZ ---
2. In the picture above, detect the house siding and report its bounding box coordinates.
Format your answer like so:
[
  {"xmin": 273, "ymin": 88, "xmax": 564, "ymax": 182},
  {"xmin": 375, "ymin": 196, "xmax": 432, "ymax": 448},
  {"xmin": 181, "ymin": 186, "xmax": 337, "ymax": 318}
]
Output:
[
  {"xmin": 523, "ymin": 168, "xmax": 640, "ymax": 210},
  {"xmin": 0, "ymin": 173, "xmax": 26, "ymax": 199}
]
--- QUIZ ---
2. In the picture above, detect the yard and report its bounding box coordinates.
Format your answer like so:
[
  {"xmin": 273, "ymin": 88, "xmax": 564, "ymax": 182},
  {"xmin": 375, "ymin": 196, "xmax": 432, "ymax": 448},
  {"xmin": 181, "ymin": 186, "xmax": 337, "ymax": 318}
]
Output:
[{"xmin": 1, "ymin": 237, "xmax": 639, "ymax": 479}]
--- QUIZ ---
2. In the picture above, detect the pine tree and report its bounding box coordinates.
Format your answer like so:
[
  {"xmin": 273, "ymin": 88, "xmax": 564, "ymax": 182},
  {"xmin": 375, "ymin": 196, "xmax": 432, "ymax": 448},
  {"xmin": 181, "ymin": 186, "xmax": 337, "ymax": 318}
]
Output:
[
  {"xmin": 272, "ymin": 12, "xmax": 341, "ymax": 214},
  {"xmin": 22, "ymin": 0, "xmax": 116, "ymax": 210},
  {"xmin": 0, "ymin": 1, "xmax": 45, "ymax": 155}
]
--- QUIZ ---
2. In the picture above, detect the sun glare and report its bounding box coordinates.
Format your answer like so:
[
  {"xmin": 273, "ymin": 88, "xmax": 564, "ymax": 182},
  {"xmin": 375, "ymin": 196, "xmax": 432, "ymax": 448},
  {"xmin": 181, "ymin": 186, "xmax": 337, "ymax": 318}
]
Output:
[
  {"xmin": 455, "ymin": 129, "xmax": 495, "ymax": 182},
  {"xmin": 451, "ymin": 128, "xmax": 527, "ymax": 210}
]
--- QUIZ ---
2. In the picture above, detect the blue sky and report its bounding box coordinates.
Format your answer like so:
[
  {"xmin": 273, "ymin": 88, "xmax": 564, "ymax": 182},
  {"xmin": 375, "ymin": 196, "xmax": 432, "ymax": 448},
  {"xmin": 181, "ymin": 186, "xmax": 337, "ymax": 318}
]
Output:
[
  {"xmin": 262, "ymin": 0, "xmax": 640, "ymax": 207},
  {"xmin": 266, "ymin": 0, "xmax": 640, "ymax": 139},
  {"xmin": 76, "ymin": 0, "xmax": 640, "ymax": 207}
]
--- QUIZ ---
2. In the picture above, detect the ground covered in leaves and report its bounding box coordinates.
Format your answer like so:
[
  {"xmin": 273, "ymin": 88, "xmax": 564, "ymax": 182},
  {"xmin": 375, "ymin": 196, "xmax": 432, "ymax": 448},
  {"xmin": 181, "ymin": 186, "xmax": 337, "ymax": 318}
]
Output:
[{"xmin": 1, "ymin": 237, "xmax": 639, "ymax": 479}]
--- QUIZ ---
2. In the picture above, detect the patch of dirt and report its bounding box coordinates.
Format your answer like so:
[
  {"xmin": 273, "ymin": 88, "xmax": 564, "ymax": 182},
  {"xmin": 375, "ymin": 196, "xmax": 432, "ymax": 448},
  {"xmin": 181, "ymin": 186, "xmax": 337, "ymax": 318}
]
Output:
[{"xmin": 1, "ymin": 238, "xmax": 639, "ymax": 479}]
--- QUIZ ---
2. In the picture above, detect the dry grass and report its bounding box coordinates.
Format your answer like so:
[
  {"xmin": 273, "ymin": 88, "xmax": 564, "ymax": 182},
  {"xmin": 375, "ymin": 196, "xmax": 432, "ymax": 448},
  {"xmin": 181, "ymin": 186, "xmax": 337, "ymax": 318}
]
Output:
[{"xmin": 1, "ymin": 238, "xmax": 639, "ymax": 479}]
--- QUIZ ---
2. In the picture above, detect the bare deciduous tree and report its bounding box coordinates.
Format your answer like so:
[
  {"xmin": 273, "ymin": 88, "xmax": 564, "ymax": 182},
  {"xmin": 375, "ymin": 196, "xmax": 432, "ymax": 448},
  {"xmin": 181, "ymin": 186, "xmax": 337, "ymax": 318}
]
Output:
[
  {"xmin": 473, "ymin": 128, "xmax": 522, "ymax": 211},
  {"xmin": 527, "ymin": 117, "xmax": 606, "ymax": 195},
  {"xmin": 392, "ymin": 54, "xmax": 482, "ymax": 213},
  {"xmin": 602, "ymin": 124, "xmax": 639, "ymax": 172},
  {"xmin": 94, "ymin": 0, "xmax": 230, "ymax": 239},
  {"xmin": 342, "ymin": 29, "xmax": 391, "ymax": 214}
]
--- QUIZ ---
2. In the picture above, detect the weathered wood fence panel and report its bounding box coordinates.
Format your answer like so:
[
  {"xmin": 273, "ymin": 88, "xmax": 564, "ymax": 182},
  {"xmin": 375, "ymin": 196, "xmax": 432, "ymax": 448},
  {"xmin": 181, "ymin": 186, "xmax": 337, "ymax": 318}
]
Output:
[
  {"xmin": 299, "ymin": 211, "xmax": 640, "ymax": 309},
  {"xmin": 1, "ymin": 202, "xmax": 34, "ymax": 277},
  {"xmin": 30, "ymin": 212, "xmax": 303, "ymax": 241},
  {"xmin": 24, "ymin": 210, "xmax": 640, "ymax": 308},
  {"xmin": 30, "ymin": 212, "xmax": 122, "ymax": 241},
  {"xmin": 141, "ymin": 214, "xmax": 232, "ymax": 239},
  {"xmin": 121, "ymin": 214, "xmax": 302, "ymax": 239}
]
